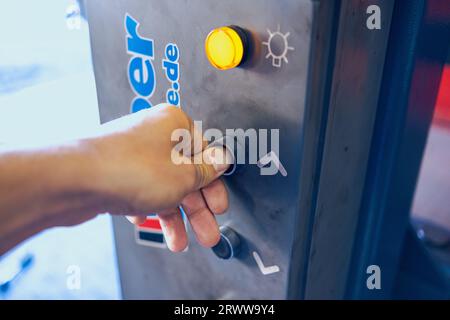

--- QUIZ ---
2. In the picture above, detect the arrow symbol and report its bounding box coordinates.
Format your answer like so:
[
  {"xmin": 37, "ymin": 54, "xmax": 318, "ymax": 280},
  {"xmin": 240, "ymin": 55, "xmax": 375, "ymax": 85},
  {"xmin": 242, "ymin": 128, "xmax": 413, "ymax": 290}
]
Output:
[
  {"xmin": 257, "ymin": 151, "xmax": 287, "ymax": 176},
  {"xmin": 252, "ymin": 251, "xmax": 280, "ymax": 275}
]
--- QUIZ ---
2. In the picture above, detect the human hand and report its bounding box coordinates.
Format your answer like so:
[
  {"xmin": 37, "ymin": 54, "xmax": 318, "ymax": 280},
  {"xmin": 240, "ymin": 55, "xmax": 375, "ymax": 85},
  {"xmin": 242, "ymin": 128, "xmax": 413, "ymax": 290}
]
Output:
[{"xmin": 87, "ymin": 104, "xmax": 231, "ymax": 252}]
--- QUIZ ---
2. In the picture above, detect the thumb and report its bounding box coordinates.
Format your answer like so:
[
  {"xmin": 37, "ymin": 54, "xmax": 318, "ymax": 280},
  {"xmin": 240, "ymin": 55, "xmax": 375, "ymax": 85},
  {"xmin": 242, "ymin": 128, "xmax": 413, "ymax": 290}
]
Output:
[{"xmin": 191, "ymin": 146, "xmax": 233, "ymax": 189}]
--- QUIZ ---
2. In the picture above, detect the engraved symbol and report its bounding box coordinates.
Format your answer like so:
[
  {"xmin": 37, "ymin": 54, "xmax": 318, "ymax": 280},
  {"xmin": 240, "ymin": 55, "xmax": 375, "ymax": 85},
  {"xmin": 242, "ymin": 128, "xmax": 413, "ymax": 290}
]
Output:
[
  {"xmin": 253, "ymin": 251, "xmax": 280, "ymax": 275},
  {"xmin": 262, "ymin": 25, "xmax": 294, "ymax": 68}
]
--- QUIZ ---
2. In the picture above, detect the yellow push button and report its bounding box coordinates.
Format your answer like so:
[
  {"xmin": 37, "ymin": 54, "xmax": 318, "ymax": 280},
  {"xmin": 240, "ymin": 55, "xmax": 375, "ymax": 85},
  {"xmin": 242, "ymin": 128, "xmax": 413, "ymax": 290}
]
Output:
[{"xmin": 205, "ymin": 26, "xmax": 248, "ymax": 70}]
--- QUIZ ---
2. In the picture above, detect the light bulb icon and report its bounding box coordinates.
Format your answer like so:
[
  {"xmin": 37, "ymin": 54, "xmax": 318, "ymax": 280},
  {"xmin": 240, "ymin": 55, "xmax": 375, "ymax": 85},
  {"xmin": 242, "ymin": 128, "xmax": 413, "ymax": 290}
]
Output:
[{"xmin": 262, "ymin": 25, "xmax": 294, "ymax": 68}]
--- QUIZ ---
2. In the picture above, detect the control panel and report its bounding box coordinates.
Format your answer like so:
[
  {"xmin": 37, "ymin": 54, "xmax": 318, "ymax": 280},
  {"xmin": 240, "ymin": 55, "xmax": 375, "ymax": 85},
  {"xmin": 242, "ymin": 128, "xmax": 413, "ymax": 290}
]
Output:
[{"xmin": 87, "ymin": 0, "xmax": 319, "ymax": 299}]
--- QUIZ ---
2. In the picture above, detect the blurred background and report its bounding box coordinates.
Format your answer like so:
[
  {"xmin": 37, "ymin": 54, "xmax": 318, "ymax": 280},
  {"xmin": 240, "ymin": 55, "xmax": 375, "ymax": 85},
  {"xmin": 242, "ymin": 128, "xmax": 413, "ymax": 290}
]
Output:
[{"xmin": 0, "ymin": 0, "xmax": 120, "ymax": 299}]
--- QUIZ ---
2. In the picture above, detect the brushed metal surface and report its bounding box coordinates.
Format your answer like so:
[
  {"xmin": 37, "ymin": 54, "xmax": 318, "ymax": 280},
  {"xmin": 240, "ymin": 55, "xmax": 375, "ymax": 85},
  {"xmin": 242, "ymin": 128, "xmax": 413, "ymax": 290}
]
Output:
[{"xmin": 87, "ymin": 0, "xmax": 315, "ymax": 299}]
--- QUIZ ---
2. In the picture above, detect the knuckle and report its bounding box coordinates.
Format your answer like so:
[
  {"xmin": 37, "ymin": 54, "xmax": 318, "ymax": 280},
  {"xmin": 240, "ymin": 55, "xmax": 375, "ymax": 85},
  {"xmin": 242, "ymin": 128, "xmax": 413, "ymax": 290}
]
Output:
[
  {"xmin": 165, "ymin": 105, "xmax": 192, "ymax": 128},
  {"xmin": 210, "ymin": 201, "xmax": 228, "ymax": 214}
]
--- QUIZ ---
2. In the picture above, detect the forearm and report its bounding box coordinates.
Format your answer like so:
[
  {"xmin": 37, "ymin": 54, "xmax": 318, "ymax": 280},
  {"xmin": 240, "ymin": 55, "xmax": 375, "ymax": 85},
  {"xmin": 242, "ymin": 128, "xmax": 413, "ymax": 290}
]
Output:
[
  {"xmin": 0, "ymin": 105, "xmax": 228, "ymax": 255},
  {"xmin": 0, "ymin": 141, "xmax": 106, "ymax": 255}
]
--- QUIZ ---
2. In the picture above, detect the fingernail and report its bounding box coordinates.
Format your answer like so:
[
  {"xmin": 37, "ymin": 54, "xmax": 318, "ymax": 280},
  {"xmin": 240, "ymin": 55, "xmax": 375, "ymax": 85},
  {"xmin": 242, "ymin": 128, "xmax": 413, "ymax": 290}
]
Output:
[{"xmin": 205, "ymin": 146, "xmax": 232, "ymax": 173}]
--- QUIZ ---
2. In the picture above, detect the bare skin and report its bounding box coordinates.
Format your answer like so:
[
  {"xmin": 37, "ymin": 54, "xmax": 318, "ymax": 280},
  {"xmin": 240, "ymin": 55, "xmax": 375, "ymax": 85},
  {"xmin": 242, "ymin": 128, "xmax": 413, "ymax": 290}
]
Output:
[{"xmin": 0, "ymin": 104, "xmax": 230, "ymax": 255}]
